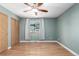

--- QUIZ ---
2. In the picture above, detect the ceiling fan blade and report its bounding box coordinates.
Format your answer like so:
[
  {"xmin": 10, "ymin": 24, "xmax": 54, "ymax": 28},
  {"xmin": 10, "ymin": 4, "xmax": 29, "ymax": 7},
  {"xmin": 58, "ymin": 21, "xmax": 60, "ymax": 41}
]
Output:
[
  {"xmin": 33, "ymin": 3, "xmax": 37, "ymax": 4},
  {"xmin": 24, "ymin": 9, "xmax": 32, "ymax": 12},
  {"xmin": 38, "ymin": 9, "xmax": 48, "ymax": 12},
  {"xmin": 24, "ymin": 3, "xmax": 33, "ymax": 7},
  {"xmin": 33, "ymin": 3, "xmax": 43, "ymax": 7},
  {"xmin": 37, "ymin": 3, "xmax": 43, "ymax": 7},
  {"xmin": 24, "ymin": 10, "xmax": 30, "ymax": 12}
]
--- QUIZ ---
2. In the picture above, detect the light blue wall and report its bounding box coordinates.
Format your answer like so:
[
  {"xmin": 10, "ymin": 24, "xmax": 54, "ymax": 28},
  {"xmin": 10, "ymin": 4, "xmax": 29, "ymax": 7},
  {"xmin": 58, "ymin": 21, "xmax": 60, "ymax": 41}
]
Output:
[
  {"xmin": 57, "ymin": 4, "xmax": 79, "ymax": 54},
  {"xmin": 20, "ymin": 18, "xmax": 26, "ymax": 41},
  {"xmin": 20, "ymin": 18, "xmax": 57, "ymax": 41},
  {"xmin": 44, "ymin": 18, "xmax": 57, "ymax": 41},
  {"xmin": 0, "ymin": 5, "xmax": 20, "ymax": 48}
]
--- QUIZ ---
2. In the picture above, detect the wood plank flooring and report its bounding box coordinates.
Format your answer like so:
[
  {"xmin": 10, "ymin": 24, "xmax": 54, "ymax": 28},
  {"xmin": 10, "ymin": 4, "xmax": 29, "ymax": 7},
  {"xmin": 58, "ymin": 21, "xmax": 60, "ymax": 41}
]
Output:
[{"xmin": 0, "ymin": 42, "xmax": 74, "ymax": 56}]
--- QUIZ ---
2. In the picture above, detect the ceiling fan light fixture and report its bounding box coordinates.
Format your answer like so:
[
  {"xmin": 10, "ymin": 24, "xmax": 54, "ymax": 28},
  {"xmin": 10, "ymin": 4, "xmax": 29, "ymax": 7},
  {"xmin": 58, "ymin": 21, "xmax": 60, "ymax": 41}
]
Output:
[
  {"xmin": 32, "ymin": 9, "xmax": 38, "ymax": 15},
  {"xmin": 32, "ymin": 9, "xmax": 38, "ymax": 13}
]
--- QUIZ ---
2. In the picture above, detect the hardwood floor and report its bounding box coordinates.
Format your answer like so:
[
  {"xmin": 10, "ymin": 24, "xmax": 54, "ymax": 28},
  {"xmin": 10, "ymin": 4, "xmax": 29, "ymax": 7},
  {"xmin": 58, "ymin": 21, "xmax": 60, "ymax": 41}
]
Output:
[{"xmin": 0, "ymin": 42, "xmax": 73, "ymax": 56}]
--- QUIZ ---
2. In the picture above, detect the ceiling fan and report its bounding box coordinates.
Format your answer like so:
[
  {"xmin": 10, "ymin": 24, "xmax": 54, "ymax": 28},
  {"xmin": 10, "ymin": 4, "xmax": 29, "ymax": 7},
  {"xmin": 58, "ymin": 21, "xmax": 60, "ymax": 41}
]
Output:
[{"xmin": 24, "ymin": 3, "xmax": 48, "ymax": 15}]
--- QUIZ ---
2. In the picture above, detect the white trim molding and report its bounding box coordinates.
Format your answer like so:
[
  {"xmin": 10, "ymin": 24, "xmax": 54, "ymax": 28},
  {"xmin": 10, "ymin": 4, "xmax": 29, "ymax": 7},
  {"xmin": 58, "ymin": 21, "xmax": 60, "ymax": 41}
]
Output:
[
  {"xmin": 57, "ymin": 41, "xmax": 78, "ymax": 56},
  {"xmin": 20, "ymin": 40, "xmax": 57, "ymax": 42},
  {"xmin": 8, "ymin": 47, "xmax": 11, "ymax": 49}
]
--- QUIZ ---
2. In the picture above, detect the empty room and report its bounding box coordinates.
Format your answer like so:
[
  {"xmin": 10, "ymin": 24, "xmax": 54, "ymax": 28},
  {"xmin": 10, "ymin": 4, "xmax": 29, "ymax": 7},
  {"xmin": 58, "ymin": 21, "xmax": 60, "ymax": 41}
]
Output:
[{"xmin": 0, "ymin": 3, "xmax": 79, "ymax": 56}]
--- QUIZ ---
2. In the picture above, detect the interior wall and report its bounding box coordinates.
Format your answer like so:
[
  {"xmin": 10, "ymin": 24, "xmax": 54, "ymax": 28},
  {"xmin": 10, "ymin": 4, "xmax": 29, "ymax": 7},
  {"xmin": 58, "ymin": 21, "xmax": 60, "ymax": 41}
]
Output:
[
  {"xmin": 20, "ymin": 18, "xmax": 26, "ymax": 41},
  {"xmin": 44, "ymin": 18, "xmax": 57, "ymax": 41},
  {"xmin": 20, "ymin": 18, "xmax": 57, "ymax": 41},
  {"xmin": 0, "ymin": 5, "xmax": 20, "ymax": 48},
  {"xmin": 57, "ymin": 3, "xmax": 79, "ymax": 54}
]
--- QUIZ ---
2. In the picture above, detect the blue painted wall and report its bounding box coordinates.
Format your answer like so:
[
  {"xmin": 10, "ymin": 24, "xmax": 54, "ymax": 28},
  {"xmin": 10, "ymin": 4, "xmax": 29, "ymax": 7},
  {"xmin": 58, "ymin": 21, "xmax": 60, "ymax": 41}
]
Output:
[
  {"xmin": 57, "ymin": 4, "xmax": 79, "ymax": 54},
  {"xmin": 44, "ymin": 18, "xmax": 57, "ymax": 41},
  {"xmin": 20, "ymin": 18, "xmax": 57, "ymax": 41},
  {"xmin": 20, "ymin": 18, "xmax": 26, "ymax": 41}
]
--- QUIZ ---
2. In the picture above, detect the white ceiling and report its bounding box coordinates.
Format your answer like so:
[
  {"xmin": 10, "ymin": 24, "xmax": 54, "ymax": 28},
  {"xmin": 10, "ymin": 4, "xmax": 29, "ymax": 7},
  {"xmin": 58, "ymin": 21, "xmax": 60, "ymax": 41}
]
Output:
[{"xmin": 0, "ymin": 3, "xmax": 74, "ymax": 18}]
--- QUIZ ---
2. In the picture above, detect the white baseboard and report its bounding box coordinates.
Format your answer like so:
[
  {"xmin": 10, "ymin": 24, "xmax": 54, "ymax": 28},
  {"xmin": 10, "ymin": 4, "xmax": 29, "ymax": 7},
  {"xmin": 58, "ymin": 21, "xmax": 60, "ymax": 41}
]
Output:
[
  {"xmin": 20, "ymin": 40, "xmax": 57, "ymax": 42},
  {"xmin": 57, "ymin": 41, "xmax": 78, "ymax": 56},
  {"xmin": 8, "ymin": 47, "xmax": 11, "ymax": 49}
]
